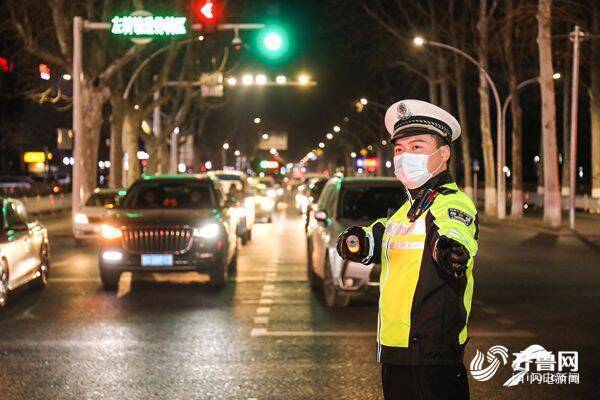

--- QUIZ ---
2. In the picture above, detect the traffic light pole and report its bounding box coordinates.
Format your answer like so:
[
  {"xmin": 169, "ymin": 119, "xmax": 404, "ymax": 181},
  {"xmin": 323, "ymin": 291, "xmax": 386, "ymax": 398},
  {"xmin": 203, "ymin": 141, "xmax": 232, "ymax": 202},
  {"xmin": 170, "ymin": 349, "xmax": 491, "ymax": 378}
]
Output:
[{"xmin": 72, "ymin": 17, "xmax": 266, "ymax": 215}]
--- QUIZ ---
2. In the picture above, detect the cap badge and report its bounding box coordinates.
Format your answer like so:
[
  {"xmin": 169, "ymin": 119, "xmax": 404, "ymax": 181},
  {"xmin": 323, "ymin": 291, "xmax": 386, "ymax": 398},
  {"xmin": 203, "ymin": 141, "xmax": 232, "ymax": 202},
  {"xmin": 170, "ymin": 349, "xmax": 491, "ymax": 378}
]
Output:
[{"xmin": 397, "ymin": 102, "xmax": 412, "ymax": 121}]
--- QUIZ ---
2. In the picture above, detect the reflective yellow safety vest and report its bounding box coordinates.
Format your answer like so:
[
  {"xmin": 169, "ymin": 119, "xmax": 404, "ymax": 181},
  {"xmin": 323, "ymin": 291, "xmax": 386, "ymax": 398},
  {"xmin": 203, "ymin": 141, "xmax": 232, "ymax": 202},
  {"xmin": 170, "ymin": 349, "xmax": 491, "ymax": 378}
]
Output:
[{"xmin": 362, "ymin": 178, "xmax": 478, "ymax": 365}]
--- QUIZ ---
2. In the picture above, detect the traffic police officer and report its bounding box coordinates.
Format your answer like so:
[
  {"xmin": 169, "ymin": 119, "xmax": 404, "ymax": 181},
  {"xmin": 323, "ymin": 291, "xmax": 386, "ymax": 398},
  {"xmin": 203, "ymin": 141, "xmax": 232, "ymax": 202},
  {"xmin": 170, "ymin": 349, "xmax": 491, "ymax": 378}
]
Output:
[{"xmin": 337, "ymin": 99, "xmax": 478, "ymax": 399}]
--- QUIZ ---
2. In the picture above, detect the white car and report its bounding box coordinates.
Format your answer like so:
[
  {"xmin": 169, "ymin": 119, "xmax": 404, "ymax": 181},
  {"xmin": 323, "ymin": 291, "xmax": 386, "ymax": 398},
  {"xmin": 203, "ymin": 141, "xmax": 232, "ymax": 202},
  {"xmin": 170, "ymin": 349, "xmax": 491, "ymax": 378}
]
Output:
[
  {"xmin": 306, "ymin": 177, "xmax": 406, "ymax": 307},
  {"xmin": 0, "ymin": 198, "xmax": 50, "ymax": 307},
  {"xmin": 209, "ymin": 171, "xmax": 254, "ymax": 244},
  {"xmin": 73, "ymin": 188, "xmax": 124, "ymax": 241}
]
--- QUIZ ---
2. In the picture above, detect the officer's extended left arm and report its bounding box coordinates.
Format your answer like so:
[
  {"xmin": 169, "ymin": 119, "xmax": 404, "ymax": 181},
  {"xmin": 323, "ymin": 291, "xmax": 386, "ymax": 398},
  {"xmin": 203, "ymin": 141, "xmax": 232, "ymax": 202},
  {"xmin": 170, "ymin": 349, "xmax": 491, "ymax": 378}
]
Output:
[{"xmin": 429, "ymin": 197, "xmax": 478, "ymax": 278}]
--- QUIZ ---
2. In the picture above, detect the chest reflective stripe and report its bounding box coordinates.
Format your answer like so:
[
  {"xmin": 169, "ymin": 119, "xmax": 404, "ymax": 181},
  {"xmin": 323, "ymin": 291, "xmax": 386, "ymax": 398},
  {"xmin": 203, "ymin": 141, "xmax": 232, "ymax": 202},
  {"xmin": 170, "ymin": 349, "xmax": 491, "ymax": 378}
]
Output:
[{"xmin": 378, "ymin": 205, "xmax": 428, "ymax": 349}]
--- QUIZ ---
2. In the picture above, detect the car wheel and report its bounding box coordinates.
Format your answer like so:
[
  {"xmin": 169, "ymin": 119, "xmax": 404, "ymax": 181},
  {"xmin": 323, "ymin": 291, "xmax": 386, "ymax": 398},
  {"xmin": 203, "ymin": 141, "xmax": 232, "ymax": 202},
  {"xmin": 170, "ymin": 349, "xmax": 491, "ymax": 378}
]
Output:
[
  {"xmin": 0, "ymin": 260, "xmax": 9, "ymax": 308},
  {"xmin": 246, "ymin": 228, "xmax": 252, "ymax": 242},
  {"xmin": 34, "ymin": 245, "xmax": 50, "ymax": 289},
  {"xmin": 210, "ymin": 258, "xmax": 228, "ymax": 288},
  {"xmin": 306, "ymin": 239, "xmax": 319, "ymax": 289},
  {"xmin": 99, "ymin": 266, "xmax": 121, "ymax": 292},
  {"xmin": 323, "ymin": 256, "xmax": 350, "ymax": 308},
  {"xmin": 227, "ymin": 247, "xmax": 238, "ymax": 276},
  {"xmin": 241, "ymin": 233, "xmax": 248, "ymax": 246}
]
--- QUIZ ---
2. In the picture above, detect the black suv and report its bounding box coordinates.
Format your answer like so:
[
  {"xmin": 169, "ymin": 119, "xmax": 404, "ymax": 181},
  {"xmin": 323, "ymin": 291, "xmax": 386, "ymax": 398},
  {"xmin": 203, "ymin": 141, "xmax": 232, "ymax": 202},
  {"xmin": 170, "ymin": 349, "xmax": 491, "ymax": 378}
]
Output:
[{"xmin": 97, "ymin": 175, "xmax": 238, "ymax": 290}]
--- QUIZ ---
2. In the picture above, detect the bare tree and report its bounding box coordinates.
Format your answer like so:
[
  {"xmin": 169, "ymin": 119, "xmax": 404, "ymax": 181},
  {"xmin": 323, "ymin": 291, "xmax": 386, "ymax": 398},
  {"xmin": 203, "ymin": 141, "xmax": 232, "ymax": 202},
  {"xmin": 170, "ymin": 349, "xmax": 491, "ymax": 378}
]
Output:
[
  {"xmin": 477, "ymin": 0, "xmax": 497, "ymax": 216},
  {"xmin": 537, "ymin": 0, "xmax": 562, "ymax": 227},
  {"xmin": 503, "ymin": 0, "xmax": 525, "ymax": 219},
  {"xmin": 7, "ymin": 0, "xmax": 144, "ymax": 205},
  {"xmin": 591, "ymin": 2, "xmax": 600, "ymax": 198}
]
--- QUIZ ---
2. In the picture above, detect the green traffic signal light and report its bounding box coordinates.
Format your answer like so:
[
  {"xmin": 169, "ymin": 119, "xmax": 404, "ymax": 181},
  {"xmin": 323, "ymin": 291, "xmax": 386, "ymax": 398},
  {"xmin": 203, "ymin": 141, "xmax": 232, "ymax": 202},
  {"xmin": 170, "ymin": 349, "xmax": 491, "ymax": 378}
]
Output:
[{"xmin": 257, "ymin": 25, "xmax": 288, "ymax": 60}]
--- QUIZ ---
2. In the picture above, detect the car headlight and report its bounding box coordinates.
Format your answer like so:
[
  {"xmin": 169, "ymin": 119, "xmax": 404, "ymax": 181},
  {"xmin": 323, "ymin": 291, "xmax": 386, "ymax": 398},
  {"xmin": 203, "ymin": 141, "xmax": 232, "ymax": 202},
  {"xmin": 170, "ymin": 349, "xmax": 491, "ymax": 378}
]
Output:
[
  {"xmin": 267, "ymin": 189, "xmax": 276, "ymax": 198},
  {"xmin": 100, "ymin": 224, "xmax": 122, "ymax": 239},
  {"xmin": 74, "ymin": 213, "xmax": 89, "ymax": 224},
  {"xmin": 193, "ymin": 223, "xmax": 220, "ymax": 239}
]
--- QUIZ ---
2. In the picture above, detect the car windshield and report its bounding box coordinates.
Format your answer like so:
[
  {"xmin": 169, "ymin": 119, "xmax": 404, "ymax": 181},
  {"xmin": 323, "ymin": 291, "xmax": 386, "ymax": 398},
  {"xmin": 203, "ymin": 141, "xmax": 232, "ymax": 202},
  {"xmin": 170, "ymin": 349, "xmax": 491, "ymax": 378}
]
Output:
[
  {"xmin": 85, "ymin": 193, "xmax": 118, "ymax": 208},
  {"xmin": 339, "ymin": 186, "xmax": 405, "ymax": 221},
  {"xmin": 309, "ymin": 180, "xmax": 327, "ymax": 201},
  {"xmin": 216, "ymin": 174, "xmax": 243, "ymax": 182},
  {"xmin": 121, "ymin": 180, "xmax": 216, "ymax": 209}
]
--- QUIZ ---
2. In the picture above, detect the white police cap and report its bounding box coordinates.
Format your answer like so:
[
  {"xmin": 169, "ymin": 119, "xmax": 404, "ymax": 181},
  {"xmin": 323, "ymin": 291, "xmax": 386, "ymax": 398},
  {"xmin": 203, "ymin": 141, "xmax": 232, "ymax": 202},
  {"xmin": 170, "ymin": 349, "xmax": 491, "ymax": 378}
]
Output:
[{"xmin": 384, "ymin": 99, "xmax": 461, "ymax": 143}]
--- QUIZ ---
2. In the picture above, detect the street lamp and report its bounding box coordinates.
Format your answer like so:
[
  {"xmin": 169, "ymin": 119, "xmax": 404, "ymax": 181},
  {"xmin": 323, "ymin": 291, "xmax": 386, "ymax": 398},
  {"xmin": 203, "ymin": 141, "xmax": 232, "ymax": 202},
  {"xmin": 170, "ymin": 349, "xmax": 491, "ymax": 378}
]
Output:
[
  {"xmin": 326, "ymin": 133, "xmax": 333, "ymax": 140},
  {"xmin": 227, "ymin": 77, "xmax": 237, "ymax": 86},
  {"xmin": 414, "ymin": 36, "xmax": 505, "ymax": 218},
  {"xmin": 262, "ymin": 133, "xmax": 269, "ymax": 140},
  {"xmin": 276, "ymin": 75, "xmax": 287, "ymax": 84},
  {"xmin": 242, "ymin": 74, "xmax": 254, "ymax": 85},
  {"xmin": 223, "ymin": 143, "xmax": 230, "ymax": 150},
  {"xmin": 359, "ymin": 98, "xmax": 368, "ymax": 105},
  {"xmin": 234, "ymin": 150, "xmax": 241, "ymax": 156},
  {"xmin": 333, "ymin": 125, "xmax": 341, "ymax": 133},
  {"xmin": 254, "ymin": 117, "xmax": 261, "ymax": 124},
  {"xmin": 255, "ymin": 74, "xmax": 267, "ymax": 85},
  {"xmin": 298, "ymin": 74, "xmax": 310, "ymax": 85},
  {"xmin": 318, "ymin": 142, "xmax": 325, "ymax": 149}
]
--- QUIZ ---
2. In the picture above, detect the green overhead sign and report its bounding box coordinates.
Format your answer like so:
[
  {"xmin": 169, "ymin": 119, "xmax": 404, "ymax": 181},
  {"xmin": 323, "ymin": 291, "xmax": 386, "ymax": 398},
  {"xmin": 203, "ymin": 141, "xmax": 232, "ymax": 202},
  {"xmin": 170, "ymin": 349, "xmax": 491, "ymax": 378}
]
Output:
[{"xmin": 111, "ymin": 13, "xmax": 187, "ymax": 37}]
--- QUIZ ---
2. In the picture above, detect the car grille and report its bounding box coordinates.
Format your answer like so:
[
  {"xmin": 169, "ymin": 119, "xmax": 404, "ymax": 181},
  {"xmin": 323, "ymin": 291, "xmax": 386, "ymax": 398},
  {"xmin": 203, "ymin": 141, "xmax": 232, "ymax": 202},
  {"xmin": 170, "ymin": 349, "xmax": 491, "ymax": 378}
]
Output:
[{"xmin": 122, "ymin": 228, "xmax": 193, "ymax": 254}]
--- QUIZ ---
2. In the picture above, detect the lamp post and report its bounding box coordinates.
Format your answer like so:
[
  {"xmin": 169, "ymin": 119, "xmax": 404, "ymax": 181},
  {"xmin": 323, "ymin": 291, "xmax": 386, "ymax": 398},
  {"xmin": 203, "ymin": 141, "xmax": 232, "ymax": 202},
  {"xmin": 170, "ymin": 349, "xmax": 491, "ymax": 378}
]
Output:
[{"xmin": 414, "ymin": 37, "xmax": 506, "ymax": 218}]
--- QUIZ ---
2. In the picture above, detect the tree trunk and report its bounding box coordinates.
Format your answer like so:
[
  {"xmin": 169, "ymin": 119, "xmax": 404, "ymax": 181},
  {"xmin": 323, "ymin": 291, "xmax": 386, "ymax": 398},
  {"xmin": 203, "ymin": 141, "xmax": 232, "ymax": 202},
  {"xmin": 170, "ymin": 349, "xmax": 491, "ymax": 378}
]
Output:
[
  {"xmin": 438, "ymin": 56, "xmax": 457, "ymax": 177},
  {"xmin": 122, "ymin": 112, "xmax": 141, "ymax": 186},
  {"xmin": 427, "ymin": 61, "xmax": 439, "ymax": 105},
  {"xmin": 477, "ymin": 0, "xmax": 497, "ymax": 216},
  {"xmin": 537, "ymin": 0, "xmax": 561, "ymax": 228},
  {"xmin": 77, "ymin": 83, "xmax": 109, "ymax": 205},
  {"xmin": 561, "ymin": 66, "xmax": 570, "ymax": 195},
  {"xmin": 591, "ymin": 3, "xmax": 600, "ymax": 198},
  {"xmin": 109, "ymin": 95, "xmax": 124, "ymax": 189},
  {"xmin": 158, "ymin": 139, "xmax": 170, "ymax": 174},
  {"xmin": 146, "ymin": 138, "xmax": 160, "ymax": 175},
  {"xmin": 503, "ymin": 0, "xmax": 524, "ymax": 219},
  {"xmin": 454, "ymin": 59, "xmax": 473, "ymax": 197}
]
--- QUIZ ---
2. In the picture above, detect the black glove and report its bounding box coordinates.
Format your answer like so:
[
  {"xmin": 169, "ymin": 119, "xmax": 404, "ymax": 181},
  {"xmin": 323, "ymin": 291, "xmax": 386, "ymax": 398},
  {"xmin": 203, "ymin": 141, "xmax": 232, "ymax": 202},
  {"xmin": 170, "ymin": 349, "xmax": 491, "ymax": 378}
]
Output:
[
  {"xmin": 434, "ymin": 236, "xmax": 470, "ymax": 278},
  {"xmin": 336, "ymin": 226, "xmax": 370, "ymax": 263}
]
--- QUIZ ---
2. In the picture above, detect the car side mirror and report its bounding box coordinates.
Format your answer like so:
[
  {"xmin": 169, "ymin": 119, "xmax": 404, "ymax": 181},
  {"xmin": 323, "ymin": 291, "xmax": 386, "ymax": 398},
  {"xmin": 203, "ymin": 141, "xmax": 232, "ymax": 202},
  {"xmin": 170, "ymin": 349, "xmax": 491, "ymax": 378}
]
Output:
[{"xmin": 314, "ymin": 210, "xmax": 328, "ymax": 224}]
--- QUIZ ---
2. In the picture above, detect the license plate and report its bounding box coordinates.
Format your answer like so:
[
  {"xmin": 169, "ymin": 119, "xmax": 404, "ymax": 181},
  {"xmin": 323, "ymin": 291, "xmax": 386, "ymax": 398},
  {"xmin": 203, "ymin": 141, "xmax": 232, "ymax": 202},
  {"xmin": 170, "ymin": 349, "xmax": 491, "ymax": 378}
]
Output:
[{"xmin": 141, "ymin": 254, "xmax": 173, "ymax": 267}]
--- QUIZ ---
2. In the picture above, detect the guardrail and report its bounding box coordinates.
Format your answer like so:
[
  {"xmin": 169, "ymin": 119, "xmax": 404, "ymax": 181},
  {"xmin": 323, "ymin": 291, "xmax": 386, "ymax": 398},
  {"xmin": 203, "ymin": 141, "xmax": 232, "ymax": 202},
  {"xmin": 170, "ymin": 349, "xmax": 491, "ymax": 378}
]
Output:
[
  {"xmin": 474, "ymin": 190, "xmax": 600, "ymax": 214},
  {"xmin": 17, "ymin": 193, "xmax": 72, "ymax": 215},
  {"xmin": 524, "ymin": 192, "xmax": 600, "ymax": 214}
]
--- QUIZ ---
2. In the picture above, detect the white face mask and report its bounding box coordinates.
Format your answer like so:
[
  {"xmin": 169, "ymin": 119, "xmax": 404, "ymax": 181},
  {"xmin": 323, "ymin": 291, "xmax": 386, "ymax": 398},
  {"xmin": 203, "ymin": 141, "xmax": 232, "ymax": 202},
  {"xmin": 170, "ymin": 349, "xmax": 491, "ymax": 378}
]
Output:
[{"xmin": 394, "ymin": 148, "xmax": 443, "ymax": 189}]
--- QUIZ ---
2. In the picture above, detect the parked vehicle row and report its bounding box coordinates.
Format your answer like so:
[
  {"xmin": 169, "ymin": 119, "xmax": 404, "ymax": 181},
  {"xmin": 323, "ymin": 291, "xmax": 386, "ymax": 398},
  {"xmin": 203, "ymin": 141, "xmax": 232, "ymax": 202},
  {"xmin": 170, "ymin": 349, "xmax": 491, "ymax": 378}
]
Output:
[
  {"xmin": 0, "ymin": 197, "xmax": 50, "ymax": 307},
  {"xmin": 305, "ymin": 176, "xmax": 406, "ymax": 308}
]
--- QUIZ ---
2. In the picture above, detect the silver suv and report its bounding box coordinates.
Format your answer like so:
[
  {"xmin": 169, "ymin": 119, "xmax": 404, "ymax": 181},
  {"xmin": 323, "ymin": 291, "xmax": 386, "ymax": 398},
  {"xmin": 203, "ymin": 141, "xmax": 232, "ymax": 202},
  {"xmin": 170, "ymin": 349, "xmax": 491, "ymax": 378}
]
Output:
[{"xmin": 306, "ymin": 177, "xmax": 405, "ymax": 307}]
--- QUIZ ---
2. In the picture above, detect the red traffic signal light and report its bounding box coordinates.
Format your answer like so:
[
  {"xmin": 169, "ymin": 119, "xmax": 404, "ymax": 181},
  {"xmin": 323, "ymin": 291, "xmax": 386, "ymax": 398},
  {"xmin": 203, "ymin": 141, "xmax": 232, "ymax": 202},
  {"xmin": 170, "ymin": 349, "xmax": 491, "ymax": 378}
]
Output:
[{"xmin": 191, "ymin": 0, "xmax": 220, "ymax": 27}]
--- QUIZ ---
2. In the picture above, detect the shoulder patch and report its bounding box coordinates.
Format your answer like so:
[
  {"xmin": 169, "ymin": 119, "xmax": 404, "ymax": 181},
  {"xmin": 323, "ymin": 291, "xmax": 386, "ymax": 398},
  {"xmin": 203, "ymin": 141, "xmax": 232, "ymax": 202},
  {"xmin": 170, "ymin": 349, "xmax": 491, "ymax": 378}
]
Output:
[{"xmin": 448, "ymin": 208, "xmax": 473, "ymax": 226}]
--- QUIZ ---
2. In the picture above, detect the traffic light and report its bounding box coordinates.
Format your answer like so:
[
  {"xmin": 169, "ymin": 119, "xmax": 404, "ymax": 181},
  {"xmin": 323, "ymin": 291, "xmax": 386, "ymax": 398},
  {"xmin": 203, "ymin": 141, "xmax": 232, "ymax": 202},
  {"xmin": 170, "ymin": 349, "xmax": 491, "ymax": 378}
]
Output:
[
  {"xmin": 191, "ymin": 0, "xmax": 220, "ymax": 30},
  {"xmin": 257, "ymin": 25, "xmax": 289, "ymax": 60}
]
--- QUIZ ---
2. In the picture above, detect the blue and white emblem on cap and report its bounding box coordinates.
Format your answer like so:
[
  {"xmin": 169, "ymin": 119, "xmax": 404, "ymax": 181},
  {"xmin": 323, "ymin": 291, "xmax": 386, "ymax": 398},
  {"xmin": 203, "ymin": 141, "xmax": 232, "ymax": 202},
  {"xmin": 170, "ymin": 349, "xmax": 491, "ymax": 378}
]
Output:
[{"xmin": 397, "ymin": 102, "xmax": 412, "ymax": 121}]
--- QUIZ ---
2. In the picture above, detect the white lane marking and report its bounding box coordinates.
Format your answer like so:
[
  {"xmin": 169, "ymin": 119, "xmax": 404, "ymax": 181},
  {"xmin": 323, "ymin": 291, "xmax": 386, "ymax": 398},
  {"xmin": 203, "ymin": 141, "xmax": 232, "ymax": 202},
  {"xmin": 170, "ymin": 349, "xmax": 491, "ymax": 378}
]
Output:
[
  {"xmin": 266, "ymin": 272, "xmax": 277, "ymax": 278},
  {"xmin": 49, "ymin": 277, "xmax": 100, "ymax": 283},
  {"xmin": 251, "ymin": 329, "xmax": 374, "ymax": 338},
  {"xmin": 256, "ymin": 307, "xmax": 271, "ymax": 315},
  {"xmin": 116, "ymin": 272, "xmax": 132, "ymax": 298},
  {"xmin": 254, "ymin": 317, "xmax": 269, "ymax": 324},
  {"xmin": 232, "ymin": 277, "xmax": 306, "ymax": 283},
  {"xmin": 263, "ymin": 284, "xmax": 275, "ymax": 291},
  {"xmin": 243, "ymin": 300, "xmax": 308, "ymax": 305},
  {"xmin": 259, "ymin": 298, "xmax": 273, "ymax": 305},
  {"xmin": 250, "ymin": 329, "xmax": 535, "ymax": 338},
  {"xmin": 261, "ymin": 290, "xmax": 278, "ymax": 297}
]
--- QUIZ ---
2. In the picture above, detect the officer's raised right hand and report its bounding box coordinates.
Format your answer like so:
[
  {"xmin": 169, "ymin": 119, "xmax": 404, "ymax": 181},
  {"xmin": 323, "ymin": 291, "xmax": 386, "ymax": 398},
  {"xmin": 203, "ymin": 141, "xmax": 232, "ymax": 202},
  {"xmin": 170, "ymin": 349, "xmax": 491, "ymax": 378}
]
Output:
[{"xmin": 336, "ymin": 226, "xmax": 369, "ymax": 263}]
